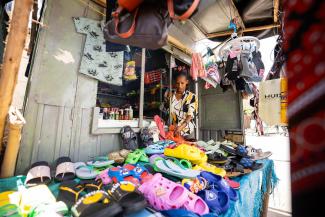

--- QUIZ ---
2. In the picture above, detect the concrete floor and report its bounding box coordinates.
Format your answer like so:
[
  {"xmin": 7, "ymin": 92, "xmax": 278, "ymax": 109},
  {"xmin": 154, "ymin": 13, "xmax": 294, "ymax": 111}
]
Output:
[{"xmin": 246, "ymin": 135, "xmax": 292, "ymax": 217}]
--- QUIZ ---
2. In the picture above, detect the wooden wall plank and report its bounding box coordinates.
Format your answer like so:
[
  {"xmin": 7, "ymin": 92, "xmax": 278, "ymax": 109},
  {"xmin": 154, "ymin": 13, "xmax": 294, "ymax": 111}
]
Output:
[
  {"xmin": 36, "ymin": 105, "xmax": 59, "ymax": 163},
  {"xmin": 59, "ymin": 107, "xmax": 73, "ymax": 157}
]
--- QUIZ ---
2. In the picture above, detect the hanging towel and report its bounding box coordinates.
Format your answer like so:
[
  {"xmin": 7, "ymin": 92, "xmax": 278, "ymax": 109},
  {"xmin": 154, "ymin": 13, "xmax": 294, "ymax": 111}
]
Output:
[{"xmin": 190, "ymin": 53, "xmax": 206, "ymax": 80}]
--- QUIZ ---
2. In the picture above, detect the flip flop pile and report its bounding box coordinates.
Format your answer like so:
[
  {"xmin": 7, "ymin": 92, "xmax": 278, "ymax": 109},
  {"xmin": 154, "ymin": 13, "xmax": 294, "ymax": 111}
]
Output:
[
  {"xmin": 197, "ymin": 140, "xmax": 272, "ymax": 177},
  {"xmin": 3, "ymin": 129, "xmax": 271, "ymax": 217}
]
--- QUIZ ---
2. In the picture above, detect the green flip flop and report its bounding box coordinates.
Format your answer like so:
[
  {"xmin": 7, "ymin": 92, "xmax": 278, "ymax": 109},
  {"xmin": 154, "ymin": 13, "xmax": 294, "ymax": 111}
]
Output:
[{"xmin": 125, "ymin": 149, "xmax": 149, "ymax": 164}]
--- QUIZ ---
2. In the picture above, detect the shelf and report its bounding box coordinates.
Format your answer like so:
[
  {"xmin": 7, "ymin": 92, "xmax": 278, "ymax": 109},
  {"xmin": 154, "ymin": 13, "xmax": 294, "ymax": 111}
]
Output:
[{"xmin": 97, "ymin": 92, "xmax": 129, "ymax": 99}]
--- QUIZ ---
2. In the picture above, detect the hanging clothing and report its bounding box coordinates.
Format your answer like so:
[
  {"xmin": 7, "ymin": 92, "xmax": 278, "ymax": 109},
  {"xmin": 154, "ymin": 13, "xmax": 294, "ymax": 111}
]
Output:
[
  {"xmin": 170, "ymin": 90, "xmax": 198, "ymax": 137},
  {"xmin": 74, "ymin": 17, "xmax": 124, "ymax": 86},
  {"xmin": 190, "ymin": 53, "xmax": 206, "ymax": 80}
]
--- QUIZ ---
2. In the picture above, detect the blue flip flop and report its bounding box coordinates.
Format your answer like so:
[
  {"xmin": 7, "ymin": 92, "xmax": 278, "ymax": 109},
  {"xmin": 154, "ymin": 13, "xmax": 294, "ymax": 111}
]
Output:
[
  {"xmin": 200, "ymin": 171, "xmax": 238, "ymax": 201},
  {"xmin": 197, "ymin": 189, "xmax": 229, "ymax": 214}
]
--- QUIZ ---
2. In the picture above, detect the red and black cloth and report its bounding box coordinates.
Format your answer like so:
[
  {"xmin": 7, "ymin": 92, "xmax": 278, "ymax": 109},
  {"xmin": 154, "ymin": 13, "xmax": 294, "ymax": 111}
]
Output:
[{"xmin": 284, "ymin": 0, "xmax": 325, "ymax": 216}]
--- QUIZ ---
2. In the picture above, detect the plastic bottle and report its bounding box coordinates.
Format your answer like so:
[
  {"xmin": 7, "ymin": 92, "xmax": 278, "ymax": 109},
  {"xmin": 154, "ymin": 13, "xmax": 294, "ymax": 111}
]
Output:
[{"xmin": 129, "ymin": 106, "xmax": 133, "ymax": 120}]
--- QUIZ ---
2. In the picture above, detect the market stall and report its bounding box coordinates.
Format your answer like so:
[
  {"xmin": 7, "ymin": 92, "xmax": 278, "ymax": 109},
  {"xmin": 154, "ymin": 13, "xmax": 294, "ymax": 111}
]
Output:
[{"xmin": 0, "ymin": 0, "xmax": 282, "ymax": 216}]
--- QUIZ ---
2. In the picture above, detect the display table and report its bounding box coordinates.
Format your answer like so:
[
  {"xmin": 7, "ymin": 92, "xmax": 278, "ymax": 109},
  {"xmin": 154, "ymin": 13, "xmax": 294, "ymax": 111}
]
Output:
[
  {"xmin": 0, "ymin": 160, "xmax": 277, "ymax": 217},
  {"xmin": 220, "ymin": 159, "xmax": 278, "ymax": 217}
]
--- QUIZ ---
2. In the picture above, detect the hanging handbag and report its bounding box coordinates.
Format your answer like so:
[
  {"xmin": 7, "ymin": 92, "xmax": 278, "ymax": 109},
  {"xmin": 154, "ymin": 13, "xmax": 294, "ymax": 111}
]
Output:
[
  {"xmin": 167, "ymin": 0, "xmax": 200, "ymax": 20},
  {"xmin": 104, "ymin": 4, "xmax": 171, "ymax": 50},
  {"xmin": 118, "ymin": 0, "xmax": 144, "ymax": 12}
]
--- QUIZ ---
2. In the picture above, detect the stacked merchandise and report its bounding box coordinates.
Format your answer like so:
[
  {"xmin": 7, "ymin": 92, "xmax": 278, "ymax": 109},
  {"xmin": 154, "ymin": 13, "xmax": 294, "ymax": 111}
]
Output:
[{"xmin": 0, "ymin": 120, "xmax": 272, "ymax": 217}]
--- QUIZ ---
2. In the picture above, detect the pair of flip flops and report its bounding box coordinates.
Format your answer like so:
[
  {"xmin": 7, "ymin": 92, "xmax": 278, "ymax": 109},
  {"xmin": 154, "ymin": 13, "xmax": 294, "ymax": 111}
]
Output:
[
  {"xmin": 140, "ymin": 127, "xmax": 154, "ymax": 147},
  {"xmin": 193, "ymin": 162, "xmax": 226, "ymax": 177},
  {"xmin": 246, "ymin": 146, "xmax": 272, "ymax": 160},
  {"xmin": 57, "ymin": 179, "xmax": 104, "ymax": 208},
  {"xmin": 125, "ymin": 149, "xmax": 149, "ymax": 164},
  {"xmin": 108, "ymin": 149, "xmax": 131, "ymax": 164},
  {"xmin": 145, "ymin": 140, "xmax": 175, "ymax": 155},
  {"xmin": 153, "ymin": 157, "xmax": 199, "ymax": 179},
  {"xmin": 139, "ymin": 173, "xmax": 209, "ymax": 215},
  {"xmin": 197, "ymin": 171, "xmax": 238, "ymax": 214},
  {"xmin": 75, "ymin": 159, "xmax": 115, "ymax": 180},
  {"xmin": 164, "ymin": 144, "xmax": 207, "ymax": 165},
  {"xmin": 25, "ymin": 157, "xmax": 75, "ymax": 186},
  {"xmin": 71, "ymin": 181, "xmax": 146, "ymax": 217},
  {"xmin": 108, "ymin": 164, "xmax": 151, "ymax": 185},
  {"xmin": 121, "ymin": 126, "xmax": 138, "ymax": 150}
]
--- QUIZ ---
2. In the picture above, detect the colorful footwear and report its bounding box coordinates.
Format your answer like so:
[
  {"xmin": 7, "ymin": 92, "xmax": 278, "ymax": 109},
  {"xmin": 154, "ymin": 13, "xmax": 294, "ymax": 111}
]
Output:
[
  {"xmin": 183, "ymin": 192, "xmax": 209, "ymax": 215},
  {"xmin": 96, "ymin": 169, "xmax": 112, "ymax": 185},
  {"xmin": 182, "ymin": 177, "xmax": 208, "ymax": 194},
  {"xmin": 246, "ymin": 146, "xmax": 272, "ymax": 160},
  {"xmin": 200, "ymin": 171, "xmax": 238, "ymax": 201},
  {"xmin": 57, "ymin": 180, "xmax": 85, "ymax": 208},
  {"xmin": 55, "ymin": 157, "xmax": 76, "ymax": 182},
  {"xmin": 123, "ymin": 164, "xmax": 151, "ymax": 184},
  {"xmin": 138, "ymin": 173, "xmax": 188, "ymax": 210},
  {"xmin": 238, "ymin": 157, "xmax": 263, "ymax": 171},
  {"xmin": 164, "ymin": 144, "xmax": 207, "ymax": 164},
  {"xmin": 74, "ymin": 162, "xmax": 97, "ymax": 180},
  {"xmin": 145, "ymin": 142, "xmax": 168, "ymax": 155},
  {"xmin": 121, "ymin": 126, "xmax": 138, "ymax": 150},
  {"xmin": 193, "ymin": 163, "xmax": 226, "ymax": 177},
  {"xmin": 224, "ymin": 177, "xmax": 240, "ymax": 190},
  {"xmin": 197, "ymin": 189, "xmax": 229, "ymax": 214},
  {"xmin": 108, "ymin": 166, "xmax": 139, "ymax": 185},
  {"xmin": 125, "ymin": 149, "xmax": 149, "ymax": 164},
  {"xmin": 108, "ymin": 181, "xmax": 147, "ymax": 214},
  {"xmin": 71, "ymin": 190, "xmax": 123, "ymax": 217},
  {"xmin": 154, "ymin": 158, "xmax": 200, "ymax": 179},
  {"xmin": 25, "ymin": 161, "xmax": 51, "ymax": 186}
]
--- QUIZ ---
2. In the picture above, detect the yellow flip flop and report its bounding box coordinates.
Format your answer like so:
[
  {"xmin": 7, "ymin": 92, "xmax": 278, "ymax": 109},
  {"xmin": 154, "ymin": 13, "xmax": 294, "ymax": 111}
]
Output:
[
  {"xmin": 164, "ymin": 144, "xmax": 207, "ymax": 164},
  {"xmin": 0, "ymin": 191, "xmax": 15, "ymax": 206},
  {"xmin": 193, "ymin": 163, "xmax": 226, "ymax": 177}
]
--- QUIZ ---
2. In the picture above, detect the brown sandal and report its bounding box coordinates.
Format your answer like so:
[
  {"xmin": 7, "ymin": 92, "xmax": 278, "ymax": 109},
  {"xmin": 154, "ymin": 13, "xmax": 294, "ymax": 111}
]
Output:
[{"xmin": 108, "ymin": 152, "xmax": 124, "ymax": 164}]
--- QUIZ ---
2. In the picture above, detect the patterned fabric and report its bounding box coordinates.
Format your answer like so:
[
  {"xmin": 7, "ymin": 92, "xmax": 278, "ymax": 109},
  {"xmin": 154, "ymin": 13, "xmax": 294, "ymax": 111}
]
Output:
[
  {"xmin": 73, "ymin": 17, "xmax": 123, "ymax": 86},
  {"xmin": 170, "ymin": 90, "xmax": 198, "ymax": 136},
  {"xmin": 284, "ymin": 0, "xmax": 325, "ymax": 215},
  {"xmin": 251, "ymin": 84, "xmax": 264, "ymax": 136}
]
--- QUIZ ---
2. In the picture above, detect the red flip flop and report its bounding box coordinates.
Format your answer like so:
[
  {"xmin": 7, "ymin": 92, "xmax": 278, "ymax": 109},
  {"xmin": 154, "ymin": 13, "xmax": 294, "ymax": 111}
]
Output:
[
  {"xmin": 224, "ymin": 177, "xmax": 240, "ymax": 190},
  {"xmin": 154, "ymin": 115, "xmax": 166, "ymax": 139}
]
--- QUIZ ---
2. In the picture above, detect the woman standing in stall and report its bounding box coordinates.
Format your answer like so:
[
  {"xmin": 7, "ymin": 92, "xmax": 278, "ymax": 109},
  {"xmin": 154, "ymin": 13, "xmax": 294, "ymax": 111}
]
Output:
[{"xmin": 166, "ymin": 72, "xmax": 198, "ymax": 139}]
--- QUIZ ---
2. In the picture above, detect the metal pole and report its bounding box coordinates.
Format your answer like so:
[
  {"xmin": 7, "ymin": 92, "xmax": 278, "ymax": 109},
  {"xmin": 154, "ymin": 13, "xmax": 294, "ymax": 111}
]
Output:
[
  {"xmin": 169, "ymin": 55, "xmax": 174, "ymax": 125},
  {"xmin": 139, "ymin": 48, "xmax": 145, "ymax": 128},
  {"xmin": 195, "ymin": 80, "xmax": 199, "ymax": 140}
]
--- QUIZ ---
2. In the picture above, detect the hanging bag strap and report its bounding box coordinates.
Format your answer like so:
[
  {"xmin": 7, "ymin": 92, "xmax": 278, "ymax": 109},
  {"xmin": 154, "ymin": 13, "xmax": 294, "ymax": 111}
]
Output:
[
  {"xmin": 167, "ymin": 0, "xmax": 200, "ymax": 20},
  {"xmin": 112, "ymin": 6, "xmax": 139, "ymax": 38}
]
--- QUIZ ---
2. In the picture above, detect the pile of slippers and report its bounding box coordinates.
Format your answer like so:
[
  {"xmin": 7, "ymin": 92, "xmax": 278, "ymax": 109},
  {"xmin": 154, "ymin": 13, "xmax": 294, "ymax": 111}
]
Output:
[{"xmin": 2, "ymin": 124, "xmax": 272, "ymax": 217}]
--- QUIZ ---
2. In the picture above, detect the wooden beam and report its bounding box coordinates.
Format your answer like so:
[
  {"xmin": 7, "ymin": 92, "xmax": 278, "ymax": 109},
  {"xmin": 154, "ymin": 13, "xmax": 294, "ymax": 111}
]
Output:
[
  {"xmin": 274, "ymin": 0, "xmax": 279, "ymax": 23},
  {"xmin": 207, "ymin": 24, "xmax": 280, "ymax": 38},
  {"xmin": 92, "ymin": 0, "xmax": 106, "ymax": 8},
  {"xmin": 0, "ymin": 0, "xmax": 33, "ymax": 152},
  {"xmin": 167, "ymin": 35, "xmax": 193, "ymax": 56}
]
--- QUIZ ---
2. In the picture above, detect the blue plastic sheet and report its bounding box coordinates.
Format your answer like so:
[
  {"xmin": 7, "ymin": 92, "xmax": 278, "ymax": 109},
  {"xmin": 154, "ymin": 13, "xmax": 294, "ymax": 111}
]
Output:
[{"xmin": 220, "ymin": 159, "xmax": 278, "ymax": 217}]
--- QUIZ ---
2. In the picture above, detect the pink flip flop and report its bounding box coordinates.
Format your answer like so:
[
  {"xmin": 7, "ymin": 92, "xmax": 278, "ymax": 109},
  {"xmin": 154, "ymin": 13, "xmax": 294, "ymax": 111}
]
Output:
[
  {"xmin": 154, "ymin": 115, "xmax": 166, "ymax": 139},
  {"xmin": 183, "ymin": 192, "xmax": 209, "ymax": 215},
  {"xmin": 138, "ymin": 173, "xmax": 188, "ymax": 210},
  {"xmin": 96, "ymin": 169, "xmax": 112, "ymax": 185}
]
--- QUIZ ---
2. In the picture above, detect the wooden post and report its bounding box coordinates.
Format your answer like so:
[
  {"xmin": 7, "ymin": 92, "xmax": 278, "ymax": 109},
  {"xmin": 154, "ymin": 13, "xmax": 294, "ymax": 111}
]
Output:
[
  {"xmin": 1, "ymin": 107, "xmax": 26, "ymax": 178},
  {"xmin": 0, "ymin": 0, "xmax": 33, "ymax": 152},
  {"xmin": 139, "ymin": 48, "xmax": 145, "ymax": 128}
]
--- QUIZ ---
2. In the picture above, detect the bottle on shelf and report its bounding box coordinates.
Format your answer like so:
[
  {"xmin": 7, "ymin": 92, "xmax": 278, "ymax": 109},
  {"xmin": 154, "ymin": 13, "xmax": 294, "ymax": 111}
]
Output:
[{"xmin": 129, "ymin": 106, "xmax": 133, "ymax": 120}]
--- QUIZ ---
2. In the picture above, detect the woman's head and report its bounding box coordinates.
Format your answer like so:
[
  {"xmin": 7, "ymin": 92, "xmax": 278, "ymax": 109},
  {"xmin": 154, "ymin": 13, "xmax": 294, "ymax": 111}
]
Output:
[{"xmin": 175, "ymin": 72, "xmax": 189, "ymax": 93}]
